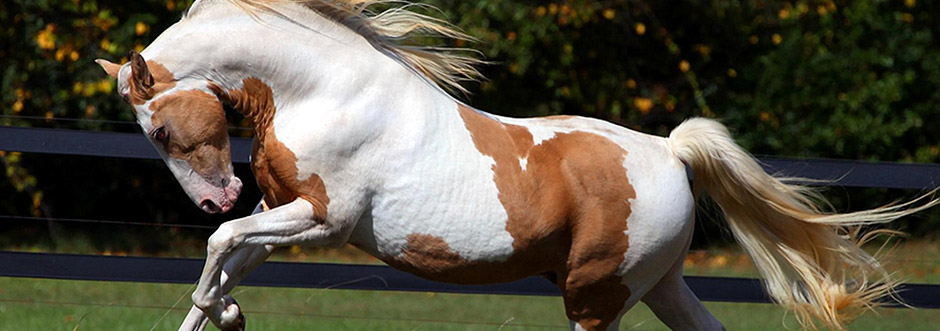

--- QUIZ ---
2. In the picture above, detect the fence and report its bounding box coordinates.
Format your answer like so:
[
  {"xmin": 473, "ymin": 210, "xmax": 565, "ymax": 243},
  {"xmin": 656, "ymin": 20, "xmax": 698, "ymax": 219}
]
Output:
[{"xmin": 2, "ymin": 126, "xmax": 940, "ymax": 309}]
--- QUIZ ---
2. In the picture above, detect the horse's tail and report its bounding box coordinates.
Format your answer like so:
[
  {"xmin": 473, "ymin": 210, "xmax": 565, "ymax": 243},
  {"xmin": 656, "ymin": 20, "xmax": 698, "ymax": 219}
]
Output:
[{"xmin": 666, "ymin": 117, "xmax": 936, "ymax": 330}]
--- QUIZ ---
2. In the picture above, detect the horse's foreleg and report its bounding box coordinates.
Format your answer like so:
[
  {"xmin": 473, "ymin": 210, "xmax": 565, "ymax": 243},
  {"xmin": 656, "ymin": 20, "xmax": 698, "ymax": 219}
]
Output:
[
  {"xmin": 180, "ymin": 201, "xmax": 272, "ymax": 331},
  {"xmin": 180, "ymin": 244, "xmax": 275, "ymax": 331},
  {"xmin": 191, "ymin": 198, "xmax": 341, "ymax": 331}
]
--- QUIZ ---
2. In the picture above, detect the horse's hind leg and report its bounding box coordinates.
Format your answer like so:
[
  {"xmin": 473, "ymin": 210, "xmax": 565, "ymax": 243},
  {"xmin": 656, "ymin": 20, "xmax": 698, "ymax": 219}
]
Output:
[
  {"xmin": 640, "ymin": 237, "xmax": 724, "ymax": 331},
  {"xmin": 562, "ymin": 269, "xmax": 636, "ymax": 331}
]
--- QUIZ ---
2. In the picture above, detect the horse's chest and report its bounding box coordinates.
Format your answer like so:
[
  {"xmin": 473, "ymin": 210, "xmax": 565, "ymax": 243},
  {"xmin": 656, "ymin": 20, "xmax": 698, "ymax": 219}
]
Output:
[{"xmin": 251, "ymin": 138, "xmax": 329, "ymax": 217}]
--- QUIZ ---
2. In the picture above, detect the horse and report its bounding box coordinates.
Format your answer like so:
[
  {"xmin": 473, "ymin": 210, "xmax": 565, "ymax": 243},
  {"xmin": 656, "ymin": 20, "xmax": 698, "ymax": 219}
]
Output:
[{"xmin": 95, "ymin": 1, "xmax": 935, "ymax": 330}]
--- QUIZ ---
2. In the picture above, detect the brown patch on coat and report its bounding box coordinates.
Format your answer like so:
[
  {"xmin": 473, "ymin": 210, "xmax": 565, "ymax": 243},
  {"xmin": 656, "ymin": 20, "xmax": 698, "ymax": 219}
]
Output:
[
  {"xmin": 128, "ymin": 59, "xmax": 177, "ymax": 105},
  {"xmin": 209, "ymin": 78, "xmax": 329, "ymax": 219},
  {"xmin": 456, "ymin": 105, "xmax": 635, "ymax": 330},
  {"xmin": 393, "ymin": 234, "xmax": 467, "ymax": 277},
  {"xmin": 385, "ymin": 105, "xmax": 635, "ymax": 329},
  {"xmin": 149, "ymin": 90, "xmax": 232, "ymax": 179}
]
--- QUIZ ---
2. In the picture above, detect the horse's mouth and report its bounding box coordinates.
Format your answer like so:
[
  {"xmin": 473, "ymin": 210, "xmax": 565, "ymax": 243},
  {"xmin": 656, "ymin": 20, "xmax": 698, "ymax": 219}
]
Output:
[{"xmin": 199, "ymin": 176, "xmax": 243, "ymax": 214}]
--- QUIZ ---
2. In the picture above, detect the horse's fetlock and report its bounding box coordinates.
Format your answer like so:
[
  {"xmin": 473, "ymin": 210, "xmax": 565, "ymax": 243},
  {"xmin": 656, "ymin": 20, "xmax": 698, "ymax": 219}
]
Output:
[{"xmin": 192, "ymin": 292, "xmax": 215, "ymax": 311}]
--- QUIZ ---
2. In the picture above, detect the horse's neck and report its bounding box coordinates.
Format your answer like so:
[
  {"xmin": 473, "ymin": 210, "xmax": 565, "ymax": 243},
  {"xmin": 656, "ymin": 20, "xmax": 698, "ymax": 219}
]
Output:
[
  {"xmin": 149, "ymin": 5, "xmax": 461, "ymax": 164},
  {"xmin": 189, "ymin": 15, "xmax": 458, "ymax": 160}
]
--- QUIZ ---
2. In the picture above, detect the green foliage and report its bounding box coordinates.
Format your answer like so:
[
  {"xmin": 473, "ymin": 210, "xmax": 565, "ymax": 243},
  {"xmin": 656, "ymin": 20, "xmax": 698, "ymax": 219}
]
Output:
[
  {"xmin": 1, "ymin": 0, "xmax": 192, "ymax": 130},
  {"xmin": 424, "ymin": 0, "xmax": 940, "ymax": 163}
]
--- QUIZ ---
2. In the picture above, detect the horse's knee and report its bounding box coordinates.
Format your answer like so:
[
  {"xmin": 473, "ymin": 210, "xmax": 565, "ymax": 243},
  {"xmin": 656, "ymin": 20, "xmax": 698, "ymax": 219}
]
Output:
[{"xmin": 207, "ymin": 223, "xmax": 240, "ymax": 254}]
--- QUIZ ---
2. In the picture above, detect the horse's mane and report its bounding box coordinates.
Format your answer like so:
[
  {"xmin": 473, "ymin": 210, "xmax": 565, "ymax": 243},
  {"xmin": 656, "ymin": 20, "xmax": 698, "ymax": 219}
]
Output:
[{"xmin": 188, "ymin": 0, "xmax": 484, "ymax": 94}]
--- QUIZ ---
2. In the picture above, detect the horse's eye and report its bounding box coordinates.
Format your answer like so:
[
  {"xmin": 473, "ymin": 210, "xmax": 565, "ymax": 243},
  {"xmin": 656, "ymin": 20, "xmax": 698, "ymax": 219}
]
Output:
[{"xmin": 151, "ymin": 126, "xmax": 169, "ymax": 144}]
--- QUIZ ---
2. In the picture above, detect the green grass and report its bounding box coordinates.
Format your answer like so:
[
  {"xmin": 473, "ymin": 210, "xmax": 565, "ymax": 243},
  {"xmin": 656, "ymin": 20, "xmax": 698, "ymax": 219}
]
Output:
[
  {"xmin": 2, "ymin": 240, "xmax": 939, "ymax": 330},
  {"xmin": 3, "ymin": 277, "xmax": 940, "ymax": 330}
]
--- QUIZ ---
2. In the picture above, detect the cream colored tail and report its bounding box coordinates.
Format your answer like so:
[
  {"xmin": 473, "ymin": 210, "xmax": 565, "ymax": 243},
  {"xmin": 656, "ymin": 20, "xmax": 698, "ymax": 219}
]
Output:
[{"xmin": 667, "ymin": 118, "xmax": 937, "ymax": 330}]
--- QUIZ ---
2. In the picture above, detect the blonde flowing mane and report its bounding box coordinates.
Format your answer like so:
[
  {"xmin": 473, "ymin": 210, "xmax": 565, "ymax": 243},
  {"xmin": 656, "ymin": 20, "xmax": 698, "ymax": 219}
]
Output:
[{"xmin": 191, "ymin": 0, "xmax": 484, "ymax": 94}]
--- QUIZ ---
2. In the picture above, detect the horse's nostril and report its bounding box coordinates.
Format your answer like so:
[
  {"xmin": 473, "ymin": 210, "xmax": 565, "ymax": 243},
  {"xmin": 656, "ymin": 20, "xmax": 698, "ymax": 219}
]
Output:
[{"xmin": 200, "ymin": 199, "xmax": 222, "ymax": 213}]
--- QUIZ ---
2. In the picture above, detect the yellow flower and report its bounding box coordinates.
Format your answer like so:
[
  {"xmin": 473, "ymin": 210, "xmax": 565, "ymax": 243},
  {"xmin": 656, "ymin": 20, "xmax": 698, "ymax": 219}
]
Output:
[
  {"xmin": 12, "ymin": 101, "xmax": 23, "ymax": 113},
  {"xmin": 797, "ymin": 3, "xmax": 809, "ymax": 14},
  {"xmin": 679, "ymin": 60, "xmax": 690, "ymax": 73},
  {"xmin": 772, "ymin": 33, "xmax": 783, "ymax": 45},
  {"xmin": 602, "ymin": 9, "xmax": 616, "ymax": 20},
  {"xmin": 634, "ymin": 23, "xmax": 646, "ymax": 36},
  {"xmin": 905, "ymin": 0, "xmax": 916, "ymax": 8},
  {"xmin": 634, "ymin": 97, "xmax": 653, "ymax": 115},
  {"xmin": 665, "ymin": 100, "xmax": 676, "ymax": 112},
  {"xmin": 83, "ymin": 83, "xmax": 97, "ymax": 97},
  {"xmin": 69, "ymin": 51, "xmax": 79, "ymax": 62},
  {"xmin": 709, "ymin": 255, "xmax": 728, "ymax": 267},
  {"xmin": 695, "ymin": 44, "xmax": 712, "ymax": 56},
  {"xmin": 35, "ymin": 24, "xmax": 56, "ymax": 50},
  {"xmin": 778, "ymin": 9, "xmax": 790, "ymax": 19},
  {"xmin": 55, "ymin": 49, "xmax": 67, "ymax": 62},
  {"xmin": 135, "ymin": 21, "xmax": 149, "ymax": 36},
  {"xmin": 536, "ymin": 6, "xmax": 546, "ymax": 16},
  {"xmin": 32, "ymin": 192, "xmax": 43, "ymax": 210},
  {"xmin": 902, "ymin": 13, "xmax": 914, "ymax": 23},
  {"xmin": 97, "ymin": 79, "xmax": 114, "ymax": 93},
  {"xmin": 727, "ymin": 68, "xmax": 737, "ymax": 78}
]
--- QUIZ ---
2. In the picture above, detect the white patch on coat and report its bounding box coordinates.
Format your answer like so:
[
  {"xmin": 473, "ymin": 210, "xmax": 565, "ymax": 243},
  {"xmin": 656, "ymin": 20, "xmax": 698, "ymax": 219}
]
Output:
[
  {"xmin": 361, "ymin": 101, "xmax": 516, "ymax": 262},
  {"xmin": 615, "ymin": 133, "xmax": 695, "ymax": 297}
]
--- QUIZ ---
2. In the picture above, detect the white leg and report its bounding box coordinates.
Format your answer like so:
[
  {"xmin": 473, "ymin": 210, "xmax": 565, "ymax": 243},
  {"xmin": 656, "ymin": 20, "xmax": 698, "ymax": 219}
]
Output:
[
  {"xmin": 180, "ymin": 201, "xmax": 276, "ymax": 331},
  {"xmin": 191, "ymin": 198, "xmax": 344, "ymax": 331},
  {"xmin": 179, "ymin": 244, "xmax": 276, "ymax": 331},
  {"xmin": 641, "ymin": 240, "xmax": 724, "ymax": 330},
  {"xmin": 179, "ymin": 306, "xmax": 211, "ymax": 331}
]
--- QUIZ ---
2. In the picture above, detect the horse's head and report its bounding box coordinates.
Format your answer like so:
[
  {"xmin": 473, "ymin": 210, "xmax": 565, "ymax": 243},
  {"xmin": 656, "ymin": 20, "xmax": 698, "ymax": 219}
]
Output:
[{"xmin": 97, "ymin": 51, "xmax": 242, "ymax": 213}]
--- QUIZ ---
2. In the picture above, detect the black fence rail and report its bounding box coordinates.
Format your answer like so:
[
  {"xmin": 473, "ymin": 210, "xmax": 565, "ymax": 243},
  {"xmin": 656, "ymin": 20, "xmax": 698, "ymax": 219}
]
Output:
[
  {"xmin": 4, "ymin": 126, "xmax": 940, "ymax": 189},
  {"xmin": 2, "ymin": 125, "xmax": 940, "ymax": 308},
  {"xmin": 3, "ymin": 251, "xmax": 939, "ymax": 309}
]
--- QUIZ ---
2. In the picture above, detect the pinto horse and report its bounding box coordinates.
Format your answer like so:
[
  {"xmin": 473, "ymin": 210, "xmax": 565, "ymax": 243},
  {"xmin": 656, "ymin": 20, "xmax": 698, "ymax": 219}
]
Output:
[{"xmin": 96, "ymin": 1, "xmax": 934, "ymax": 330}]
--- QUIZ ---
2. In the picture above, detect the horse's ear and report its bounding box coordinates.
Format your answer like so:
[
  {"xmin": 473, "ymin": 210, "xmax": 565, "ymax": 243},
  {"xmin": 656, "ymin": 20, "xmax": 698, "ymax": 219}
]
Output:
[
  {"xmin": 129, "ymin": 50, "xmax": 154, "ymax": 89},
  {"xmin": 95, "ymin": 59, "xmax": 121, "ymax": 78}
]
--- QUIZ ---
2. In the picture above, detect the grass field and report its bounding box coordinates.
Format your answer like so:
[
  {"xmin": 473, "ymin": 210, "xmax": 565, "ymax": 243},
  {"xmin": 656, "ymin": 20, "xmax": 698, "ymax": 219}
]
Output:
[
  {"xmin": 2, "ymin": 240, "xmax": 939, "ymax": 330},
  {"xmin": 3, "ymin": 276, "xmax": 940, "ymax": 331}
]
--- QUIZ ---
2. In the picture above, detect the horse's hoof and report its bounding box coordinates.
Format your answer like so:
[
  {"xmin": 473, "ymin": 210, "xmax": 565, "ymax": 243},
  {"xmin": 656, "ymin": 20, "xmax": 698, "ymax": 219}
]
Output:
[
  {"xmin": 219, "ymin": 296, "xmax": 246, "ymax": 331},
  {"xmin": 230, "ymin": 312, "xmax": 245, "ymax": 331}
]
